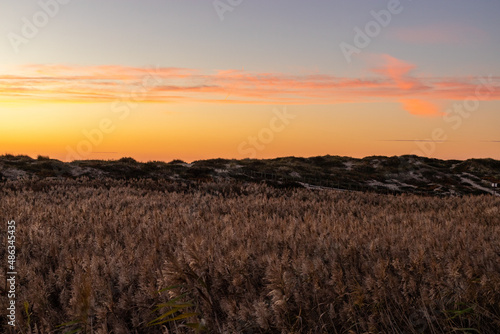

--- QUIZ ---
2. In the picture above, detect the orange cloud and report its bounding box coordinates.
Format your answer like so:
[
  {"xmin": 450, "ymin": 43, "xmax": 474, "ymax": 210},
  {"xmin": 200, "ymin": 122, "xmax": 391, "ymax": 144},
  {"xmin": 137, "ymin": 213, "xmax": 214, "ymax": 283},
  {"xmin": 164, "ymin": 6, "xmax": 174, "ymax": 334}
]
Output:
[
  {"xmin": 400, "ymin": 99, "xmax": 443, "ymax": 117},
  {"xmin": 371, "ymin": 54, "xmax": 421, "ymax": 90},
  {"xmin": 1, "ymin": 61, "xmax": 499, "ymax": 116}
]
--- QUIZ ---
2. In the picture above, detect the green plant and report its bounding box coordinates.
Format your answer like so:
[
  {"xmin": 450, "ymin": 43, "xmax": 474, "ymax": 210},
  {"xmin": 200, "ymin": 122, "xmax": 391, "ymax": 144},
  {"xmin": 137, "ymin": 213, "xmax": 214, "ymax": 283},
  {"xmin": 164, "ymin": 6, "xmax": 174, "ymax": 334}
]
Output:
[
  {"xmin": 23, "ymin": 301, "xmax": 32, "ymax": 332},
  {"xmin": 56, "ymin": 319, "xmax": 84, "ymax": 334},
  {"xmin": 445, "ymin": 303, "xmax": 480, "ymax": 333},
  {"xmin": 148, "ymin": 285, "xmax": 205, "ymax": 331}
]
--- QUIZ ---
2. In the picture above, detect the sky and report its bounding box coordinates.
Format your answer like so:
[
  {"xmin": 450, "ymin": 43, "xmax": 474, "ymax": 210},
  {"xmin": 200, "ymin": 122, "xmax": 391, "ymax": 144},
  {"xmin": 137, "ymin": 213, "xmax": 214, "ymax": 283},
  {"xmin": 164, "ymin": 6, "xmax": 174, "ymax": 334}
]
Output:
[{"xmin": 1, "ymin": 0, "xmax": 499, "ymax": 162}]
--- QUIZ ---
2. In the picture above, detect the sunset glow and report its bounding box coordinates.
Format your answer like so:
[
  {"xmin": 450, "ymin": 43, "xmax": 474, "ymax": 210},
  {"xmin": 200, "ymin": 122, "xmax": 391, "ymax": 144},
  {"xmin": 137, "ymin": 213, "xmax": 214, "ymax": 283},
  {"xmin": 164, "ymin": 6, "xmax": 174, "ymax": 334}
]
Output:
[{"xmin": 1, "ymin": 1, "xmax": 499, "ymax": 161}]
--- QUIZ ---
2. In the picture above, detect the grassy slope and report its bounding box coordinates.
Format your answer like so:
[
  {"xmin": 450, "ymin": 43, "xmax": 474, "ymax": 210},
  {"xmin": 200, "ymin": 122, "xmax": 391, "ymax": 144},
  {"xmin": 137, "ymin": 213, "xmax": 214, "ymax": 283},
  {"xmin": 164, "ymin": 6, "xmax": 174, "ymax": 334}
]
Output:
[{"xmin": 1, "ymin": 154, "xmax": 499, "ymax": 196}]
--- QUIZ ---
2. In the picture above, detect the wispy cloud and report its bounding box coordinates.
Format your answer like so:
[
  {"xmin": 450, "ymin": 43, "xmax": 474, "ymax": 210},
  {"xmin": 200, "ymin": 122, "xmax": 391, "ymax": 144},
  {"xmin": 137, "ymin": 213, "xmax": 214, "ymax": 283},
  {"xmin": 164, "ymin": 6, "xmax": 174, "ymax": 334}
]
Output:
[
  {"xmin": 370, "ymin": 55, "xmax": 449, "ymax": 117},
  {"xmin": 371, "ymin": 54, "xmax": 421, "ymax": 90},
  {"xmin": 1, "ymin": 61, "xmax": 499, "ymax": 116}
]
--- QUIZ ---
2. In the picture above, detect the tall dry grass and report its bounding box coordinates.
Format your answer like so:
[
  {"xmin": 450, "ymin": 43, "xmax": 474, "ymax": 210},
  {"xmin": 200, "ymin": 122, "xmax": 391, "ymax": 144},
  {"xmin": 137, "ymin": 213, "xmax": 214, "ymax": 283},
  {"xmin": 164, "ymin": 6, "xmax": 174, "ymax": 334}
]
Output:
[{"xmin": 0, "ymin": 178, "xmax": 499, "ymax": 333}]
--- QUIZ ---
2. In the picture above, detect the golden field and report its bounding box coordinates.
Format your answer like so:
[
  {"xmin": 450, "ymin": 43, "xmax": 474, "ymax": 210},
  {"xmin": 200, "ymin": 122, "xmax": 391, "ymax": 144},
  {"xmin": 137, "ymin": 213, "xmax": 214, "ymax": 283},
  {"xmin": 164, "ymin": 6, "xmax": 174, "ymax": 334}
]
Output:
[{"xmin": 1, "ymin": 178, "xmax": 499, "ymax": 333}]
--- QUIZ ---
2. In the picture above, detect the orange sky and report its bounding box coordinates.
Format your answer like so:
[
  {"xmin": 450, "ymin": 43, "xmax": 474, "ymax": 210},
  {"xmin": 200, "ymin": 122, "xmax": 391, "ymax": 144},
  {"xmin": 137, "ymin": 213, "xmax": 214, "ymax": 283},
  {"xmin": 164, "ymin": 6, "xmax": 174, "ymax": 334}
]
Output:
[
  {"xmin": 0, "ymin": 55, "xmax": 500, "ymax": 161},
  {"xmin": 2, "ymin": 1, "xmax": 500, "ymax": 162},
  {"xmin": 2, "ymin": 58, "xmax": 500, "ymax": 162}
]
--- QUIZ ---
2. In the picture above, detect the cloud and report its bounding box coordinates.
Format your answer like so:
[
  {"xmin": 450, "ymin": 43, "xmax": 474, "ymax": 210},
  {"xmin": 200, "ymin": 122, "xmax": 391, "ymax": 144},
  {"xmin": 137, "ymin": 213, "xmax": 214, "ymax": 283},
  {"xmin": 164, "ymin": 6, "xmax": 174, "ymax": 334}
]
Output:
[
  {"xmin": 1, "ymin": 61, "xmax": 499, "ymax": 117},
  {"xmin": 400, "ymin": 99, "xmax": 444, "ymax": 117},
  {"xmin": 371, "ymin": 54, "xmax": 421, "ymax": 90}
]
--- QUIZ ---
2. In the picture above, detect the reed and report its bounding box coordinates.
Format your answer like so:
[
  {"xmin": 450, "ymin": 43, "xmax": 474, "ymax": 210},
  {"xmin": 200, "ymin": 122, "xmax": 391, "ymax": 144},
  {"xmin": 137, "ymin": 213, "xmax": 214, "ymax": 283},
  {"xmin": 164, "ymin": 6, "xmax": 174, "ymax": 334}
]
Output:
[{"xmin": 0, "ymin": 178, "xmax": 499, "ymax": 333}]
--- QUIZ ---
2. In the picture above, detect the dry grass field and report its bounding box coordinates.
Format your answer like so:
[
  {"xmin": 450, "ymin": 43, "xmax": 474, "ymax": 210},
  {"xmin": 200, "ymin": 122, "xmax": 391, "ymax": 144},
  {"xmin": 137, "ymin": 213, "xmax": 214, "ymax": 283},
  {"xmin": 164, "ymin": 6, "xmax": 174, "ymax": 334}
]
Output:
[{"xmin": 1, "ymin": 178, "xmax": 499, "ymax": 333}]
